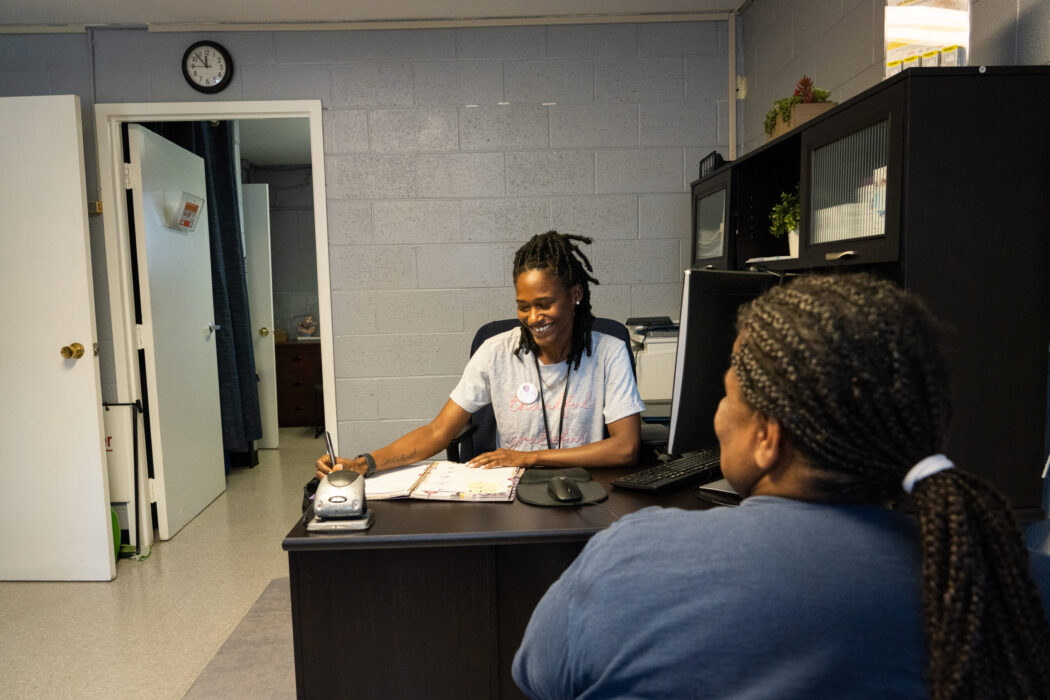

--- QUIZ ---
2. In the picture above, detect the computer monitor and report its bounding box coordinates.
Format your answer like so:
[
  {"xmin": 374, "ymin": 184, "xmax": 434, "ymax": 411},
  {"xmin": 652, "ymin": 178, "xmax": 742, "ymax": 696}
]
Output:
[{"xmin": 667, "ymin": 269, "xmax": 781, "ymax": 455}]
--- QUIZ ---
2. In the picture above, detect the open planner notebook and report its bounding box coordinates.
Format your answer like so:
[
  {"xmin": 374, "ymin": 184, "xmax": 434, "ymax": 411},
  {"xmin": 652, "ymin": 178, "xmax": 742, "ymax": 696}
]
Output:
[{"xmin": 365, "ymin": 461, "xmax": 524, "ymax": 502}]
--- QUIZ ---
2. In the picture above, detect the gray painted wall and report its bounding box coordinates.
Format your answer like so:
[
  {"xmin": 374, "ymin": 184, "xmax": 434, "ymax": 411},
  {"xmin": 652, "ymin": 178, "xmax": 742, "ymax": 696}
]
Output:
[{"xmin": 0, "ymin": 22, "xmax": 729, "ymax": 457}]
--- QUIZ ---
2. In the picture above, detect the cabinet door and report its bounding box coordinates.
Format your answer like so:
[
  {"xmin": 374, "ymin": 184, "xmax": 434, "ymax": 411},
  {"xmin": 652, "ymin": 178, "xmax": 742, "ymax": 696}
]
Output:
[
  {"xmin": 799, "ymin": 86, "xmax": 905, "ymax": 267},
  {"xmin": 690, "ymin": 169, "xmax": 732, "ymax": 270}
]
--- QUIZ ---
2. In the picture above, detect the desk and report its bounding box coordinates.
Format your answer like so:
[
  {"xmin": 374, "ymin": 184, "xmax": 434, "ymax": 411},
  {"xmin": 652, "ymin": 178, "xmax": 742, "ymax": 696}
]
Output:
[{"xmin": 282, "ymin": 468, "xmax": 709, "ymax": 699}]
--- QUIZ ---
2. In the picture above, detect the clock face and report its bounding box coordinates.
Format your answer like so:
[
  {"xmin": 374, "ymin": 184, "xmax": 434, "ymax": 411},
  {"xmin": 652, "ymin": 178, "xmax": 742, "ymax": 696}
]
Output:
[{"xmin": 182, "ymin": 41, "xmax": 234, "ymax": 94}]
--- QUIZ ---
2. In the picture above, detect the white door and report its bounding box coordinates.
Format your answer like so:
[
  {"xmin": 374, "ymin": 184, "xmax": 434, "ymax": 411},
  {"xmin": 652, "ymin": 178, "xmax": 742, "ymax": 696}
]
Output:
[
  {"xmin": 243, "ymin": 184, "xmax": 279, "ymax": 449},
  {"xmin": 0, "ymin": 96, "xmax": 115, "ymax": 580},
  {"xmin": 126, "ymin": 124, "xmax": 225, "ymax": 540}
]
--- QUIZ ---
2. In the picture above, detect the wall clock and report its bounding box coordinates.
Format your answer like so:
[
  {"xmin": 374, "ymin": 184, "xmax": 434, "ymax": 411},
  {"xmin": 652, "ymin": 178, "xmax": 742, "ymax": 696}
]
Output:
[{"xmin": 182, "ymin": 40, "xmax": 234, "ymax": 94}]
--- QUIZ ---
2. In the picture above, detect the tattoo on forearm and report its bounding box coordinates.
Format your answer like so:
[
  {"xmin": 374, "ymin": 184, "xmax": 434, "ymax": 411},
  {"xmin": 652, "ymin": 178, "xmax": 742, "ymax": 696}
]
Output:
[{"xmin": 382, "ymin": 451, "xmax": 416, "ymax": 467}]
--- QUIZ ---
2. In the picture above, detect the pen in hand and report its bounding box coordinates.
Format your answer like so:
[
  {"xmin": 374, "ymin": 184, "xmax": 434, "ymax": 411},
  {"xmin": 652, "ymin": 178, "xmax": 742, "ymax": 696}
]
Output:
[{"xmin": 324, "ymin": 431, "xmax": 337, "ymax": 474}]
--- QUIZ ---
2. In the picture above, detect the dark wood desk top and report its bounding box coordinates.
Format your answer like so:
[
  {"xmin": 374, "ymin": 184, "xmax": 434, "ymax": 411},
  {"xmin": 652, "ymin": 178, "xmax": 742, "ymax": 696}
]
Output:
[{"xmin": 283, "ymin": 467, "xmax": 713, "ymax": 552}]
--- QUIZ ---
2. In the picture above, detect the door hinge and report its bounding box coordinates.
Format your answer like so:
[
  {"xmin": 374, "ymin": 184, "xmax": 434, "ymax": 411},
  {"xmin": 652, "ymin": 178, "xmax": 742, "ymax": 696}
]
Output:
[
  {"xmin": 147, "ymin": 478, "xmax": 157, "ymax": 504},
  {"xmin": 122, "ymin": 162, "xmax": 134, "ymax": 190},
  {"xmin": 135, "ymin": 324, "xmax": 145, "ymax": 350}
]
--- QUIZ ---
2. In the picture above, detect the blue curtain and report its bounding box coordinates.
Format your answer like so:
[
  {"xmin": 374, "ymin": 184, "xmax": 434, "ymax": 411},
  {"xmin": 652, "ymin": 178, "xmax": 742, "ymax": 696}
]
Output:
[{"xmin": 143, "ymin": 121, "xmax": 262, "ymax": 457}]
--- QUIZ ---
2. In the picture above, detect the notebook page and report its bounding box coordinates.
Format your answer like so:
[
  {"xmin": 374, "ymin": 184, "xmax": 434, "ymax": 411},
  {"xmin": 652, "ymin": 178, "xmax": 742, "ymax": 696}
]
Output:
[
  {"xmin": 412, "ymin": 461, "xmax": 523, "ymax": 501},
  {"xmin": 364, "ymin": 463, "xmax": 431, "ymax": 500}
]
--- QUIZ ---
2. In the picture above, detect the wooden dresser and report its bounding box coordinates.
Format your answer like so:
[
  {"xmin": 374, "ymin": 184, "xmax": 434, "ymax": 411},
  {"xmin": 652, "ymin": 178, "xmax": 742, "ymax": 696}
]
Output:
[{"xmin": 275, "ymin": 341, "xmax": 322, "ymax": 428}]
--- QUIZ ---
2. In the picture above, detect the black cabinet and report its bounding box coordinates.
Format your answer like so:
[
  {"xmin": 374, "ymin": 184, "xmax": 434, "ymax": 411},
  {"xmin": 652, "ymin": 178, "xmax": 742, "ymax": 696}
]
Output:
[{"xmin": 710, "ymin": 67, "xmax": 1050, "ymax": 516}]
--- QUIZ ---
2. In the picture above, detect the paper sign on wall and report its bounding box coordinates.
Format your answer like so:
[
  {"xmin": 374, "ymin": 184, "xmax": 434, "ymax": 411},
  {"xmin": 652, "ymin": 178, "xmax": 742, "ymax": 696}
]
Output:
[{"xmin": 167, "ymin": 191, "xmax": 205, "ymax": 232}]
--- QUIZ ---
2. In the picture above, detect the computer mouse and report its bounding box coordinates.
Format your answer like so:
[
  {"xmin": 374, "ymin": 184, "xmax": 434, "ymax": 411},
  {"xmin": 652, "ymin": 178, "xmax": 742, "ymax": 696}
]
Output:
[{"xmin": 547, "ymin": 476, "xmax": 583, "ymax": 503}]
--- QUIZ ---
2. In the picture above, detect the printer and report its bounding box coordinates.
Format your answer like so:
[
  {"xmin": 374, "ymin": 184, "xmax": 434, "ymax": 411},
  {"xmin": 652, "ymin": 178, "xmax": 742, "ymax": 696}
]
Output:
[{"xmin": 626, "ymin": 316, "xmax": 679, "ymax": 404}]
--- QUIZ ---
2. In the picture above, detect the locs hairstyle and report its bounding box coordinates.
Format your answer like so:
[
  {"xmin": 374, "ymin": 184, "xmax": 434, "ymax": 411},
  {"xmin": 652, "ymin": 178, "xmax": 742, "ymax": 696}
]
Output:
[{"xmin": 512, "ymin": 231, "xmax": 600, "ymax": 370}]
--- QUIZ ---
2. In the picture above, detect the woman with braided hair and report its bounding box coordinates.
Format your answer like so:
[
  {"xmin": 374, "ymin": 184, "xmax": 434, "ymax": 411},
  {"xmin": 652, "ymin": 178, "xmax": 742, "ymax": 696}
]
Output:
[
  {"xmin": 317, "ymin": 230, "xmax": 644, "ymax": 479},
  {"xmin": 514, "ymin": 272, "xmax": 1050, "ymax": 700}
]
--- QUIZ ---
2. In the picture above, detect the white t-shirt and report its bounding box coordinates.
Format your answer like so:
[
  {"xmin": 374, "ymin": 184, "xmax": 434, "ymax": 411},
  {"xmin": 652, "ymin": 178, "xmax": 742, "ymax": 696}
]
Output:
[{"xmin": 449, "ymin": 329, "xmax": 645, "ymax": 451}]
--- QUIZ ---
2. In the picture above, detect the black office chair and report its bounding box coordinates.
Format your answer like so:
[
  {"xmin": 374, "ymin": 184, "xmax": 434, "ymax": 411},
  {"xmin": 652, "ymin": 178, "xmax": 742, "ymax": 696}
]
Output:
[{"xmin": 445, "ymin": 318, "xmax": 637, "ymax": 463}]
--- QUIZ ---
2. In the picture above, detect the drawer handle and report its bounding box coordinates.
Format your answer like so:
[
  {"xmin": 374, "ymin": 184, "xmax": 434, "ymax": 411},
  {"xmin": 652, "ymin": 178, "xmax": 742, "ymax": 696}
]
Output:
[
  {"xmin": 825, "ymin": 250, "xmax": 856, "ymax": 262},
  {"xmin": 293, "ymin": 379, "xmax": 305, "ymax": 386},
  {"xmin": 292, "ymin": 355, "xmax": 303, "ymax": 361}
]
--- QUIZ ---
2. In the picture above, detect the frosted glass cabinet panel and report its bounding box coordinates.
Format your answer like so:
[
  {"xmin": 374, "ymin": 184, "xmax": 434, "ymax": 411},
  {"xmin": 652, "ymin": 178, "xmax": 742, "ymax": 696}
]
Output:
[
  {"xmin": 810, "ymin": 120, "xmax": 888, "ymax": 244},
  {"xmin": 800, "ymin": 84, "xmax": 903, "ymax": 266},
  {"xmin": 695, "ymin": 188, "xmax": 726, "ymax": 259},
  {"xmin": 689, "ymin": 168, "xmax": 733, "ymax": 270}
]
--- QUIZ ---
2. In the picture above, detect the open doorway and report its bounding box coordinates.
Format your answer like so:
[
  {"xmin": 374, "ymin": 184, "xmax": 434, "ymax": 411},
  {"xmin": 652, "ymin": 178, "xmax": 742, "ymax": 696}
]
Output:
[
  {"xmin": 95, "ymin": 101, "xmax": 334, "ymax": 553},
  {"xmin": 238, "ymin": 118, "xmax": 324, "ymax": 440}
]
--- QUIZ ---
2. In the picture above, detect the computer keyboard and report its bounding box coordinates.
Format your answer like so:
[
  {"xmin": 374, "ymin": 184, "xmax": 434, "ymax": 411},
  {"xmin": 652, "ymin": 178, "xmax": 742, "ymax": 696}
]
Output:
[{"xmin": 612, "ymin": 448, "xmax": 722, "ymax": 495}]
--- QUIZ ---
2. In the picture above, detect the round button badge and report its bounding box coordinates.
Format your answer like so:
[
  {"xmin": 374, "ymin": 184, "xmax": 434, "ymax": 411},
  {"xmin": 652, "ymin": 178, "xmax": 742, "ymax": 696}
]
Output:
[{"xmin": 517, "ymin": 382, "xmax": 539, "ymax": 404}]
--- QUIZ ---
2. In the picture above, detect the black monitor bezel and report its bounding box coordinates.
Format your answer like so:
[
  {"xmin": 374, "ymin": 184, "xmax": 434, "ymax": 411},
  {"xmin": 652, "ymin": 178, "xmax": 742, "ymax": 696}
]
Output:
[{"xmin": 667, "ymin": 269, "xmax": 781, "ymax": 456}]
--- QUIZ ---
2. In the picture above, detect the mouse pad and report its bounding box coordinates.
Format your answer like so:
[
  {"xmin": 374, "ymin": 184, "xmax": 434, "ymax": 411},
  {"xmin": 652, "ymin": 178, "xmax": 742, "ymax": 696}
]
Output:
[{"xmin": 517, "ymin": 468, "xmax": 608, "ymax": 507}]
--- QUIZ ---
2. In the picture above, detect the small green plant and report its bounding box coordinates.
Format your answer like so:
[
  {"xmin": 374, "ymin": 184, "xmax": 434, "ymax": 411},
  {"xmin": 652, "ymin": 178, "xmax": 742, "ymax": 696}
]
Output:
[
  {"xmin": 769, "ymin": 186, "xmax": 800, "ymax": 238},
  {"xmin": 763, "ymin": 75, "xmax": 832, "ymax": 136}
]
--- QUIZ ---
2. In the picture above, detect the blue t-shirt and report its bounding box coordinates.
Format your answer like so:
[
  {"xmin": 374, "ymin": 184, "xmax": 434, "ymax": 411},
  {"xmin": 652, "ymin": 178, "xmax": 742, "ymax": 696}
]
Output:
[{"xmin": 513, "ymin": 496, "xmax": 1050, "ymax": 700}]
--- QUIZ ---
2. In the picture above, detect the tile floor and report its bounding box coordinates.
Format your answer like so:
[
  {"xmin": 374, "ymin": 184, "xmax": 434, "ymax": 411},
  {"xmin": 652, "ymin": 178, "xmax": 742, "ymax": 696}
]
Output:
[{"xmin": 0, "ymin": 427, "xmax": 320, "ymax": 700}]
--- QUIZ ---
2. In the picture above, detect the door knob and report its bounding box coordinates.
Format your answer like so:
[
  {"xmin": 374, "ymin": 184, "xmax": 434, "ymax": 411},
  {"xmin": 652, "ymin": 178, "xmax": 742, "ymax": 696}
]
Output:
[
  {"xmin": 259, "ymin": 327, "xmax": 270, "ymax": 336},
  {"xmin": 208, "ymin": 322, "xmax": 221, "ymax": 333},
  {"xmin": 60, "ymin": 342, "xmax": 85, "ymax": 359}
]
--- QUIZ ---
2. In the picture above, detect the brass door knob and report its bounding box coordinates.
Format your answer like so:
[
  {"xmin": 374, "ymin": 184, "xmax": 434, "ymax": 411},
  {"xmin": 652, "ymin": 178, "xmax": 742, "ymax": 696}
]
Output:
[
  {"xmin": 60, "ymin": 342, "xmax": 85, "ymax": 359},
  {"xmin": 259, "ymin": 327, "xmax": 270, "ymax": 336}
]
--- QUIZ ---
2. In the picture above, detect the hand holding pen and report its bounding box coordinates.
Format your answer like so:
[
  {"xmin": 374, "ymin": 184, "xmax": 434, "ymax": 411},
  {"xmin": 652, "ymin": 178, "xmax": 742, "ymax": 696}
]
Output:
[{"xmin": 316, "ymin": 432, "xmax": 369, "ymax": 480}]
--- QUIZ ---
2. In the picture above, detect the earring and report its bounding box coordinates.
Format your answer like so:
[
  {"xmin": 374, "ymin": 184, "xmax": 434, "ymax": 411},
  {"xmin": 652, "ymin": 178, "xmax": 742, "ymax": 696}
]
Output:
[{"xmin": 575, "ymin": 300, "xmax": 580, "ymax": 306}]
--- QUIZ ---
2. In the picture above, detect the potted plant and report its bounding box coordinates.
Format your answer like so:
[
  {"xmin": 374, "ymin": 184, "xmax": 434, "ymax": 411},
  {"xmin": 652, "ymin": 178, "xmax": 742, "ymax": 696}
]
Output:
[
  {"xmin": 764, "ymin": 76, "xmax": 835, "ymax": 140},
  {"xmin": 769, "ymin": 186, "xmax": 800, "ymax": 257}
]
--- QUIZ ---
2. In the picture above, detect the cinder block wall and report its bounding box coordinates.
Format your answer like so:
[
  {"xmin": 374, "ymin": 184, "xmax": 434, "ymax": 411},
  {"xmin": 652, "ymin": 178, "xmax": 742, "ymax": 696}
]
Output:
[
  {"xmin": 969, "ymin": 0, "xmax": 1050, "ymax": 65},
  {"xmin": 736, "ymin": 0, "xmax": 885, "ymax": 155},
  {"xmin": 0, "ymin": 22, "xmax": 729, "ymax": 455}
]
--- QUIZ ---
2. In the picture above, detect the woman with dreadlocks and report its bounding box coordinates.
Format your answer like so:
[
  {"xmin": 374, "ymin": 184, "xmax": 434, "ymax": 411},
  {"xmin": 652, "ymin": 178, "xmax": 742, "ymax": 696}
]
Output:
[
  {"xmin": 514, "ymin": 273, "xmax": 1050, "ymax": 700},
  {"xmin": 316, "ymin": 230, "xmax": 644, "ymax": 479}
]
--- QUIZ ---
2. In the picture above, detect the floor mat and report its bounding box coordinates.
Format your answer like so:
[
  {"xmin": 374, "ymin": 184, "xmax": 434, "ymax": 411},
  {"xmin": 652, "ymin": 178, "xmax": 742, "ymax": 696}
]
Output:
[{"xmin": 183, "ymin": 577, "xmax": 294, "ymax": 699}]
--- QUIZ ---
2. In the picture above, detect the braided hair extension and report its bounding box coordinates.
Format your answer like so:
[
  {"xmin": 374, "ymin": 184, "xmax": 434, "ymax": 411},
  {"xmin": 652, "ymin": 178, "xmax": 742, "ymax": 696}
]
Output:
[
  {"xmin": 512, "ymin": 231, "xmax": 600, "ymax": 370},
  {"xmin": 732, "ymin": 273, "xmax": 1050, "ymax": 700}
]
